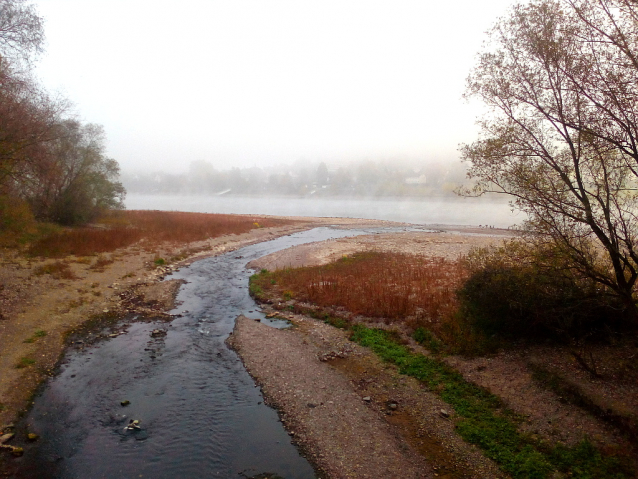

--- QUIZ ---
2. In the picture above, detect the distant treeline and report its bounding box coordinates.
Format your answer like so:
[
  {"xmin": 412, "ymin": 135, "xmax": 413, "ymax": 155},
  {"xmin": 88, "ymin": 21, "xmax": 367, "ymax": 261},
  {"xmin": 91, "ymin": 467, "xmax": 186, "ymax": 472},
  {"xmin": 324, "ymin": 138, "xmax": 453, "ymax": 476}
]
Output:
[{"xmin": 122, "ymin": 160, "xmax": 468, "ymax": 197}]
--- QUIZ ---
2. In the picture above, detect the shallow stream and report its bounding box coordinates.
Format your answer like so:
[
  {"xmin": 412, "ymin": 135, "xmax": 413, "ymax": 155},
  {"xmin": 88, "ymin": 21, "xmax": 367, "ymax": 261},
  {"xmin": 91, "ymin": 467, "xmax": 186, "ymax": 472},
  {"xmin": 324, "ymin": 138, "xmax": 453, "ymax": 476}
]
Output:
[{"xmin": 14, "ymin": 226, "xmax": 421, "ymax": 478}]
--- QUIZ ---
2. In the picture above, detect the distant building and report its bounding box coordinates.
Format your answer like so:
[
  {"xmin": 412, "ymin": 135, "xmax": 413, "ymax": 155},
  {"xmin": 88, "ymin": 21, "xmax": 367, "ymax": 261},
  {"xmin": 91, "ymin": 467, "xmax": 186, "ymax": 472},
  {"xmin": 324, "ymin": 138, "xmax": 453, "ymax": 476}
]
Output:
[{"xmin": 404, "ymin": 174, "xmax": 427, "ymax": 185}]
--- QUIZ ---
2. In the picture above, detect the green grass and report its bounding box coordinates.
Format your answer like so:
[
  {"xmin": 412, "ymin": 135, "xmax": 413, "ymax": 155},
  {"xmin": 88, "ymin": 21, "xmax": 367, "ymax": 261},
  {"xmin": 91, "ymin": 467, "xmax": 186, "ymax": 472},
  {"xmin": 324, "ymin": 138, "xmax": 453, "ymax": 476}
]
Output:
[
  {"xmin": 15, "ymin": 357, "xmax": 36, "ymax": 369},
  {"xmin": 350, "ymin": 325, "xmax": 630, "ymax": 479},
  {"xmin": 412, "ymin": 326, "xmax": 443, "ymax": 353},
  {"xmin": 23, "ymin": 329, "xmax": 47, "ymax": 344},
  {"xmin": 249, "ymin": 270, "xmax": 270, "ymax": 300}
]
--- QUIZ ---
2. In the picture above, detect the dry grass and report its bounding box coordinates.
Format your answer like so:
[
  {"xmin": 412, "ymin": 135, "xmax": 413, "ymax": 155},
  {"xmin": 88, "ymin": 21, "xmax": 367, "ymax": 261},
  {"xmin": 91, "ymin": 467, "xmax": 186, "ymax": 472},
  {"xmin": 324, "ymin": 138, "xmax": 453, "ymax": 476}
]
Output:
[
  {"xmin": 26, "ymin": 210, "xmax": 294, "ymax": 257},
  {"xmin": 88, "ymin": 255, "xmax": 115, "ymax": 271},
  {"xmin": 264, "ymin": 251, "xmax": 467, "ymax": 335},
  {"xmin": 33, "ymin": 261, "xmax": 78, "ymax": 280}
]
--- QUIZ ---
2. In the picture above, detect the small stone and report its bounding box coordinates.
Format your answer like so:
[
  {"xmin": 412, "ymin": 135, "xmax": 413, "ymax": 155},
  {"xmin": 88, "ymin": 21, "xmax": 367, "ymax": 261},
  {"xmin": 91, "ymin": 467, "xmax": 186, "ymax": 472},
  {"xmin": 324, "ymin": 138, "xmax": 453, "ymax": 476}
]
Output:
[
  {"xmin": 11, "ymin": 446, "xmax": 24, "ymax": 457},
  {"xmin": 27, "ymin": 433, "xmax": 39, "ymax": 441},
  {"xmin": 121, "ymin": 400, "xmax": 130, "ymax": 406},
  {"xmin": 362, "ymin": 396, "xmax": 371, "ymax": 402},
  {"xmin": 307, "ymin": 403, "xmax": 317, "ymax": 408},
  {"xmin": 0, "ymin": 433, "xmax": 14, "ymax": 444},
  {"xmin": 439, "ymin": 408, "xmax": 450, "ymax": 418},
  {"xmin": 388, "ymin": 403, "xmax": 398, "ymax": 410}
]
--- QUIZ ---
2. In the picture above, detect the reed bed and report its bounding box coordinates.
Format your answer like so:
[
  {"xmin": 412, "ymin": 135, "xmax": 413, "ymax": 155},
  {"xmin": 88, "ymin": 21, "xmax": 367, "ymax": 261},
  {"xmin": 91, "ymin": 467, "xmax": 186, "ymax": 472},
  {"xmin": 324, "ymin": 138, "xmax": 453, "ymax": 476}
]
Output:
[
  {"xmin": 27, "ymin": 210, "xmax": 293, "ymax": 257},
  {"xmin": 265, "ymin": 251, "xmax": 467, "ymax": 332}
]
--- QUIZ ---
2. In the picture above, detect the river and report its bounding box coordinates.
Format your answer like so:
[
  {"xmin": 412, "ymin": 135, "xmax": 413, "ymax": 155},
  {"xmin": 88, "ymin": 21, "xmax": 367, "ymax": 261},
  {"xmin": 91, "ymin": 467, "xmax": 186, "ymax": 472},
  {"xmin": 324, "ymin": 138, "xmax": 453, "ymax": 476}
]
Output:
[
  {"xmin": 125, "ymin": 194, "xmax": 524, "ymax": 229},
  {"xmin": 16, "ymin": 226, "xmax": 423, "ymax": 479}
]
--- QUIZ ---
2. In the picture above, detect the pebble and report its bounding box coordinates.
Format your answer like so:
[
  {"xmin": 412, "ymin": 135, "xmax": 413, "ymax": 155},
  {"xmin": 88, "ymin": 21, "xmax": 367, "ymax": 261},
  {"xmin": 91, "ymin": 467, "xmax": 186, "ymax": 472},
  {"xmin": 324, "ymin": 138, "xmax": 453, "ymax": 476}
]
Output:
[{"xmin": 362, "ymin": 396, "xmax": 371, "ymax": 402}]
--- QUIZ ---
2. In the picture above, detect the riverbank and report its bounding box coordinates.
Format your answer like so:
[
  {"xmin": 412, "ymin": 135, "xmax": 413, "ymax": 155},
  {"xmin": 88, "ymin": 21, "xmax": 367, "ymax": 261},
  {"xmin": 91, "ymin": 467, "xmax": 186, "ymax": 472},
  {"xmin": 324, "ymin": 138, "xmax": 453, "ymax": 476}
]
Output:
[
  {"xmin": 0, "ymin": 216, "xmax": 396, "ymax": 430},
  {"xmin": 5, "ymin": 216, "xmax": 633, "ymax": 478},
  {"xmin": 236, "ymin": 228, "xmax": 638, "ymax": 478}
]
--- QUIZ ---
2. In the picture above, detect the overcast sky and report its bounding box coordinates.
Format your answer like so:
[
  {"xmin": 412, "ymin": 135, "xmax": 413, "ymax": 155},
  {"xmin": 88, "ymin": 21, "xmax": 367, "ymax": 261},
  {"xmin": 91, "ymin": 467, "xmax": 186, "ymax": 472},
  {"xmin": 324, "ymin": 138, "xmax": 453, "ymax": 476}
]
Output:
[{"xmin": 32, "ymin": 0, "xmax": 516, "ymax": 173}]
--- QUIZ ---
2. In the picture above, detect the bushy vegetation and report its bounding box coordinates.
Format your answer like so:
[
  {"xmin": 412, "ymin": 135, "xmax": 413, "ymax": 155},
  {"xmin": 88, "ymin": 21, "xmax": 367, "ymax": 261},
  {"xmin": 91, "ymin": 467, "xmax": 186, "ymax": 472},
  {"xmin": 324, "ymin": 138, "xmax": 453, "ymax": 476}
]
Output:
[
  {"xmin": 27, "ymin": 210, "xmax": 294, "ymax": 257},
  {"xmin": 457, "ymin": 241, "xmax": 633, "ymax": 346},
  {"xmin": 463, "ymin": 0, "xmax": 638, "ymax": 325},
  {"xmin": 0, "ymin": 1, "xmax": 124, "ymax": 235},
  {"xmin": 249, "ymin": 251, "xmax": 466, "ymax": 337}
]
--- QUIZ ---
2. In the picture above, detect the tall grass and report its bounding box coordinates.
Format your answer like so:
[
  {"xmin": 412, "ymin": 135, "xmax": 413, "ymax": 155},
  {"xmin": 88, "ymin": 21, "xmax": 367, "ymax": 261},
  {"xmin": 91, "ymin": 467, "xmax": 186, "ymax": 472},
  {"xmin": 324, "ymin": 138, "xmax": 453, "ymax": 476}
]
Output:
[
  {"xmin": 258, "ymin": 251, "xmax": 466, "ymax": 334},
  {"xmin": 27, "ymin": 210, "xmax": 293, "ymax": 257}
]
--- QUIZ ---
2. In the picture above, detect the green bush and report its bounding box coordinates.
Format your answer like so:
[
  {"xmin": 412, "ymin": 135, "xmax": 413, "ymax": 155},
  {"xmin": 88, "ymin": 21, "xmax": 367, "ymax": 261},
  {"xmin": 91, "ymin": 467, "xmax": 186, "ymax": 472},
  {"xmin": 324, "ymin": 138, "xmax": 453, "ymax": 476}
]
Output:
[
  {"xmin": 457, "ymin": 242, "xmax": 628, "ymax": 344},
  {"xmin": 412, "ymin": 327, "xmax": 442, "ymax": 353}
]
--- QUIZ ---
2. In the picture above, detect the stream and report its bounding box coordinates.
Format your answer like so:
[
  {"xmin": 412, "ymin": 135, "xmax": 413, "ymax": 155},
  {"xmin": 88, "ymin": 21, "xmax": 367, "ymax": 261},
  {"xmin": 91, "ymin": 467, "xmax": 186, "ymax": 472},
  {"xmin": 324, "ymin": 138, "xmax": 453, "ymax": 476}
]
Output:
[{"xmin": 13, "ymin": 226, "xmax": 422, "ymax": 479}]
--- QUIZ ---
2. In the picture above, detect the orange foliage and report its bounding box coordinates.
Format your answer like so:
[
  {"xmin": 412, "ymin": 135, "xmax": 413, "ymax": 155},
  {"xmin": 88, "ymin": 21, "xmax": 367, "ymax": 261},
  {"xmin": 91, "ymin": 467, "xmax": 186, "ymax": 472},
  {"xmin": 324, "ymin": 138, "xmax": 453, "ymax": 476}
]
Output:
[
  {"xmin": 268, "ymin": 251, "xmax": 467, "ymax": 330},
  {"xmin": 27, "ymin": 210, "xmax": 294, "ymax": 257}
]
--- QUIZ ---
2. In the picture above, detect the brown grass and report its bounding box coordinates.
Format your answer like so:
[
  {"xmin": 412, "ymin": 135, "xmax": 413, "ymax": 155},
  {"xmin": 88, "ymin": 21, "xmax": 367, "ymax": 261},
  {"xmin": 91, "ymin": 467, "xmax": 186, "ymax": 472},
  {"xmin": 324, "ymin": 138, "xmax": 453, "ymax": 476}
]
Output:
[
  {"xmin": 264, "ymin": 251, "xmax": 467, "ymax": 335},
  {"xmin": 26, "ymin": 210, "xmax": 294, "ymax": 257},
  {"xmin": 88, "ymin": 255, "xmax": 115, "ymax": 271},
  {"xmin": 33, "ymin": 261, "xmax": 78, "ymax": 280}
]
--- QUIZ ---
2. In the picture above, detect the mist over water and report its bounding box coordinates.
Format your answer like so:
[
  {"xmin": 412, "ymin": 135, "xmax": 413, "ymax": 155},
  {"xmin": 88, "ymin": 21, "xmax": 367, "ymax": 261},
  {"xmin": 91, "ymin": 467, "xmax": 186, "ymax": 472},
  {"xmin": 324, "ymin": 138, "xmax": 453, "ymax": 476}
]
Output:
[{"xmin": 125, "ymin": 194, "xmax": 524, "ymax": 229}]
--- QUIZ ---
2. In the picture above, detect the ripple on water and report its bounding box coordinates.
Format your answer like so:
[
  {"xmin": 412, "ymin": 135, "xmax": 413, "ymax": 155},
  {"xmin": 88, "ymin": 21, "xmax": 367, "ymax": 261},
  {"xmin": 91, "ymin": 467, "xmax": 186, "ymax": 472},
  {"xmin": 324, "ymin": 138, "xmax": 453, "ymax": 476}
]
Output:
[{"xmin": 18, "ymin": 226, "xmax": 420, "ymax": 478}]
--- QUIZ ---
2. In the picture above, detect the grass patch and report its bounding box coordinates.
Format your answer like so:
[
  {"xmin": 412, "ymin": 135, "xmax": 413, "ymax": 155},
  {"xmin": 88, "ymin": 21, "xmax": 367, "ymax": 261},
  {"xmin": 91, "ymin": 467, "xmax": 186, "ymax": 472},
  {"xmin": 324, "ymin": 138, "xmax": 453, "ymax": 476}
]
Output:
[
  {"xmin": 27, "ymin": 211, "xmax": 295, "ymax": 258},
  {"xmin": 89, "ymin": 255, "xmax": 114, "ymax": 271},
  {"xmin": 23, "ymin": 329, "xmax": 47, "ymax": 344},
  {"xmin": 249, "ymin": 252, "xmax": 466, "ymax": 338},
  {"xmin": 33, "ymin": 261, "xmax": 77, "ymax": 279},
  {"xmin": 15, "ymin": 357, "xmax": 36, "ymax": 369},
  {"xmin": 350, "ymin": 325, "xmax": 631, "ymax": 479},
  {"xmin": 412, "ymin": 326, "xmax": 443, "ymax": 353}
]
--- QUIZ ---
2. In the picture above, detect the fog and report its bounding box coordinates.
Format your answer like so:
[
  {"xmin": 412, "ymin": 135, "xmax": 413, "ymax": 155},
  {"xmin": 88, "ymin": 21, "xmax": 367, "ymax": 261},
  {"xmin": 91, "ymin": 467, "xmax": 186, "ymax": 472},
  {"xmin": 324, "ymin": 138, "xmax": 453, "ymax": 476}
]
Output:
[
  {"xmin": 33, "ymin": 0, "xmax": 517, "ymax": 174},
  {"xmin": 125, "ymin": 194, "xmax": 522, "ymax": 229}
]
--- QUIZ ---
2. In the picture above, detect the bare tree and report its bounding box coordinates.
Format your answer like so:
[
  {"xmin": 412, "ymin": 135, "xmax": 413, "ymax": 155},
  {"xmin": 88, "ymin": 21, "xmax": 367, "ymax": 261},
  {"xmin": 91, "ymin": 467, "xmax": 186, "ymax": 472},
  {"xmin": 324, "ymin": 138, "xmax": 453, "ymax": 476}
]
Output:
[
  {"xmin": 462, "ymin": 0, "xmax": 638, "ymax": 321},
  {"xmin": 0, "ymin": 0, "xmax": 44, "ymax": 65}
]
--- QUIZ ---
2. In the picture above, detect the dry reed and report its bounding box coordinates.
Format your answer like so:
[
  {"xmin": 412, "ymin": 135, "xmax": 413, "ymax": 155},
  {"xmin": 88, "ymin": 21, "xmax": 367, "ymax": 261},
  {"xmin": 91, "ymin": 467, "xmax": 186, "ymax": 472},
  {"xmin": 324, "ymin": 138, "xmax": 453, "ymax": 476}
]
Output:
[
  {"xmin": 268, "ymin": 251, "xmax": 467, "ymax": 334},
  {"xmin": 28, "ymin": 210, "xmax": 293, "ymax": 257}
]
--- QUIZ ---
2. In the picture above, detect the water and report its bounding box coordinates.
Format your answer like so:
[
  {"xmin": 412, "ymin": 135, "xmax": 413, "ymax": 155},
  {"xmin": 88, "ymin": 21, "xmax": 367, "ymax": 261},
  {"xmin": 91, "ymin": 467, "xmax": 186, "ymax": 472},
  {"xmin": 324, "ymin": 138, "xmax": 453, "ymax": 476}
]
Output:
[
  {"xmin": 125, "ymin": 193, "xmax": 524, "ymax": 228},
  {"xmin": 17, "ymin": 226, "xmax": 419, "ymax": 479}
]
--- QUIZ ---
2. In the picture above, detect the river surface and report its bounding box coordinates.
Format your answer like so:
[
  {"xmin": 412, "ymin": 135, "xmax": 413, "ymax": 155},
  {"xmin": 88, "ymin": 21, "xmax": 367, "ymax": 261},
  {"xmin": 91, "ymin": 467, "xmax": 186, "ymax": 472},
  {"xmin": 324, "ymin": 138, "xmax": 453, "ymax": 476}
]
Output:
[
  {"xmin": 125, "ymin": 193, "xmax": 524, "ymax": 228},
  {"xmin": 17, "ymin": 226, "xmax": 422, "ymax": 479}
]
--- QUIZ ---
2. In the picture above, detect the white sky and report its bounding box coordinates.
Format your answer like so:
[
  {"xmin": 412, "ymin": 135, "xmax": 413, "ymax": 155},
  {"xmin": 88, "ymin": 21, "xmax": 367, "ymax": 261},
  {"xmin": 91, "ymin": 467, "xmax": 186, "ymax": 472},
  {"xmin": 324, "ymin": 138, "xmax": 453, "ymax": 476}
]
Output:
[{"xmin": 32, "ymin": 0, "xmax": 516, "ymax": 172}]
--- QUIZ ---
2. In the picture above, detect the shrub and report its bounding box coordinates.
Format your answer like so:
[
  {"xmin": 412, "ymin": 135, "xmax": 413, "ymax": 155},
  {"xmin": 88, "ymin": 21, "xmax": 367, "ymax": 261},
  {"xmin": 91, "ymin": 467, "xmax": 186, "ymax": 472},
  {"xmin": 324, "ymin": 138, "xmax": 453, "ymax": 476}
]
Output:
[
  {"xmin": 34, "ymin": 261, "xmax": 77, "ymax": 279},
  {"xmin": 0, "ymin": 195, "xmax": 37, "ymax": 245},
  {"xmin": 457, "ymin": 241, "xmax": 629, "ymax": 344}
]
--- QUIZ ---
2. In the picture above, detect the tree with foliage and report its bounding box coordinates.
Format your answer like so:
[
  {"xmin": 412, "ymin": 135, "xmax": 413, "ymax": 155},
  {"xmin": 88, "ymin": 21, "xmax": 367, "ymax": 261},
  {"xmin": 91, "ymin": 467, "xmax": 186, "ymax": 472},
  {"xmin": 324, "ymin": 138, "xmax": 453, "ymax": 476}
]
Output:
[
  {"xmin": 0, "ymin": 0, "xmax": 125, "ymax": 228},
  {"xmin": 462, "ymin": 0, "xmax": 638, "ymax": 322},
  {"xmin": 19, "ymin": 120, "xmax": 124, "ymax": 224}
]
